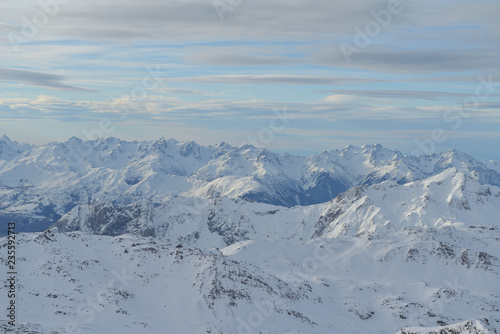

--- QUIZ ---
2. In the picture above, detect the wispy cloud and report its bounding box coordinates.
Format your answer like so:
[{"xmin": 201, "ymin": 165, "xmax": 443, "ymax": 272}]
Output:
[
  {"xmin": 313, "ymin": 47, "xmax": 500, "ymax": 73},
  {"xmin": 323, "ymin": 89, "xmax": 500, "ymax": 101},
  {"xmin": 184, "ymin": 47, "xmax": 295, "ymax": 66},
  {"xmin": 157, "ymin": 87, "xmax": 222, "ymax": 96},
  {"xmin": 163, "ymin": 74, "xmax": 380, "ymax": 85},
  {"xmin": 0, "ymin": 68, "xmax": 97, "ymax": 92}
]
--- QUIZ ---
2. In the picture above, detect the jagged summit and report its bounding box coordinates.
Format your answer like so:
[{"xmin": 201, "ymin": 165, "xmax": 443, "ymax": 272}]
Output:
[
  {"xmin": 1, "ymin": 134, "xmax": 12, "ymax": 142},
  {"xmin": 0, "ymin": 135, "xmax": 32, "ymax": 161}
]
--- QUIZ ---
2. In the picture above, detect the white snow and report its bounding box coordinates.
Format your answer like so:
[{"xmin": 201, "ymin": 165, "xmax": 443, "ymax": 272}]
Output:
[{"xmin": 1, "ymin": 137, "xmax": 499, "ymax": 333}]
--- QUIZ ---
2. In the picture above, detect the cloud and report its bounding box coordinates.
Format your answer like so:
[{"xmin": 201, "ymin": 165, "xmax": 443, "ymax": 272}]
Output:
[
  {"xmin": 157, "ymin": 87, "xmax": 222, "ymax": 96},
  {"xmin": 2, "ymin": 1, "xmax": 499, "ymax": 78},
  {"xmin": 164, "ymin": 74, "xmax": 379, "ymax": 85},
  {"xmin": 184, "ymin": 46, "xmax": 295, "ymax": 66},
  {"xmin": 0, "ymin": 68, "xmax": 97, "ymax": 92},
  {"xmin": 186, "ymin": 53, "xmax": 293, "ymax": 67},
  {"xmin": 315, "ymin": 47, "xmax": 500, "ymax": 73},
  {"xmin": 323, "ymin": 89, "xmax": 500, "ymax": 101},
  {"xmin": 3, "ymin": 0, "xmax": 383, "ymax": 41},
  {"xmin": 4, "ymin": 0, "xmax": 481, "ymax": 45},
  {"xmin": 3, "ymin": 93, "xmax": 496, "ymax": 124}
]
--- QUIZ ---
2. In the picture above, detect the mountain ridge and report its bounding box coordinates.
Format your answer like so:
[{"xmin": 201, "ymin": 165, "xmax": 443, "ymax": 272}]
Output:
[{"xmin": 1, "ymin": 136, "xmax": 500, "ymax": 235}]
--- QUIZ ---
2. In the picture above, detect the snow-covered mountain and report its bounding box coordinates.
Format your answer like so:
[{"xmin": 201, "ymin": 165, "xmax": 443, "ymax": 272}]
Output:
[
  {"xmin": 1, "ymin": 136, "xmax": 500, "ymax": 235},
  {"xmin": 51, "ymin": 168, "xmax": 500, "ymax": 245},
  {"xmin": 1, "ymin": 137, "xmax": 499, "ymax": 333}
]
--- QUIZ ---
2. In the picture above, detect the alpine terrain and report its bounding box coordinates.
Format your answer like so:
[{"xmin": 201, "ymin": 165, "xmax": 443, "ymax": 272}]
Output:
[{"xmin": 1, "ymin": 136, "xmax": 499, "ymax": 333}]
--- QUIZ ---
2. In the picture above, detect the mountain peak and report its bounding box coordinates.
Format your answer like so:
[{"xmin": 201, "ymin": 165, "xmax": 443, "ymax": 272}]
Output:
[
  {"xmin": 340, "ymin": 144, "xmax": 359, "ymax": 157},
  {"xmin": 166, "ymin": 138, "xmax": 179, "ymax": 145},
  {"xmin": 1, "ymin": 134, "xmax": 12, "ymax": 143},
  {"xmin": 66, "ymin": 136, "xmax": 83, "ymax": 144},
  {"xmin": 181, "ymin": 140, "xmax": 199, "ymax": 147},
  {"xmin": 215, "ymin": 141, "xmax": 231, "ymax": 149},
  {"xmin": 104, "ymin": 136, "xmax": 121, "ymax": 144},
  {"xmin": 155, "ymin": 137, "xmax": 178, "ymax": 143},
  {"xmin": 362, "ymin": 143, "xmax": 383, "ymax": 150},
  {"xmin": 443, "ymin": 148, "xmax": 475, "ymax": 161},
  {"xmin": 0, "ymin": 135, "xmax": 33, "ymax": 160}
]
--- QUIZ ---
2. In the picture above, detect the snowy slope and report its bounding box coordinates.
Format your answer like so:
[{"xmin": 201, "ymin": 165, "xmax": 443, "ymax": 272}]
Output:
[
  {"xmin": 221, "ymin": 231, "xmax": 500, "ymax": 333},
  {"xmin": 313, "ymin": 168, "xmax": 500, "ymax": 239},
  {"xmin": 1, "ymin": 222, "xmax": 499, "ymax": 333},
  {"xmin": 0, "ymin": 231, "xmax": 331, "ymax": 333}
]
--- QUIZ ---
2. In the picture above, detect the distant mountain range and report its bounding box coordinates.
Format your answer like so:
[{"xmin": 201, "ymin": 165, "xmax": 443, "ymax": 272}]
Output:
[{"xmin": 1, "ymin": 135, "xmax": 499, "ymax": 235}]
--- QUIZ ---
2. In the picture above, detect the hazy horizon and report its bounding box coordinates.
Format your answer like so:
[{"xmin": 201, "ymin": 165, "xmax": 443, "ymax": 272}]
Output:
[{"xmin": 1, "ymin": 0, "xmax": 499, "ymax": 158}]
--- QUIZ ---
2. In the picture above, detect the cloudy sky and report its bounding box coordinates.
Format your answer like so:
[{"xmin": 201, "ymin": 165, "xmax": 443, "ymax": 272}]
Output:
[{"xmin": 1, "ymin": 0, "xmax": 499, "ymax": 158}]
